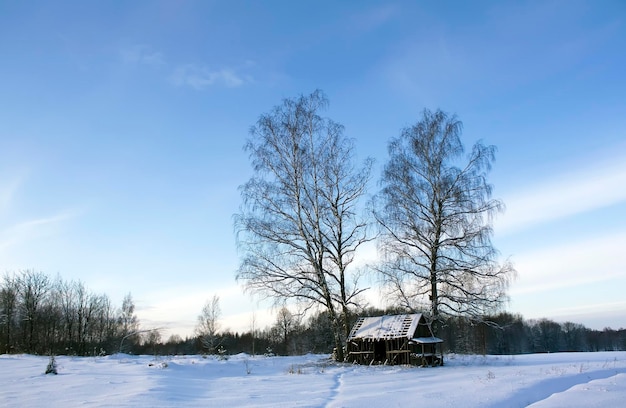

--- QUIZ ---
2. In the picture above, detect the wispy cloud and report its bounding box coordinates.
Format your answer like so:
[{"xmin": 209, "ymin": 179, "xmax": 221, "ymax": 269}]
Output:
[
  {"xmin": 171, "ymin": 64, "xmax": 250, "ymax": 89},
  {"xmin": 1, "ymin": 170, "xmax": 81, "ymax": 260},
  {"xmin": 496, "ymin": 153, "xmax": 626, "ymax": 235},
  {"xmin": 13, "ymin": 212, "xmax": 74, "ymax": 230},
  {"xmin": 509, "ymin": 231, "xmax": 626, "ymax": 296},
  {"xmin": 120, "ymin": 45, "xmax": 165, "ymax": 66},
  {"xmin": 550, "ymin": 300, "xmax": 626, "ymax": 317},
  {"xmin": 348, "ymin": 4, "xmax": 398, "ymax": 33},
  {"xmin": 521, "ymin": 299, "xmax": 626, "ymax": 329},
  {"xmin": 118, "ymin": 44, "xmax": 255, "ymax": 90},
  {"xmin": 135, "ymin": 284, "xmax": 274, "ymax": 337},
  {"xmin": 0, "ymin": 212, "xmax": 76, "ymax": 255},
  {"xmin": 0, "ymin": 175, "xmax": 23, "ymax": 215}
]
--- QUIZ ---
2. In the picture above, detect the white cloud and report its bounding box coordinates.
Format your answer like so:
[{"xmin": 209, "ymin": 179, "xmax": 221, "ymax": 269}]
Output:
[
  {"xmin": 350, "ymin": 240, "xmax": 379, "ymax": 270},
  {"xmin": 135, "ymin": 284, "xmax": 275, "ymax": 338},
  {"xmin": 120, "ymin": 45, "xmax": 165, "ymax": 66},
  {"xmin": 550, "ymin": 300, "xmax": 626, "ymax": 317},
  {"xmin": 348, "ymin": 5, "xmax": 398, "ymax": 33},
  {"xmin": 516, "ymin": 299, "xmax": 626, "ymax": 330},
  {"xmin": 0, "ymin": 212, "xmax": 75, "ymax": 255},
  {"xmin": 496, "ymin": 153, "xmax": 626, "ymax": 235},
  {"xmin": 509, "ymin": 231, "xmax": 626, "ymax": 296},
  {"xmin": 0, "ymin": 175, "xmax": 23, "ymax": 215},
  {"xmin": 0, "ymin": 170, "xmax": 81, "ymax": 269},
  {"xmin": 171, "ymin": 64, "xmax": 248, "ymax": 89},
  {"xmin": 118, "ymin": 45, "xmax": 254, "ymax": 89}
]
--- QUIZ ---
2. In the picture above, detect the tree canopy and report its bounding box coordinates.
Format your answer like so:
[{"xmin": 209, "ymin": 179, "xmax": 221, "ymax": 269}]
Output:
[
  {"xmin": 374, "ymin": 109, "xmax": 515, "ymax": 333},
  {"xmin": 235, "ymin": 90, "xmax": 373, "ymax": 360}
]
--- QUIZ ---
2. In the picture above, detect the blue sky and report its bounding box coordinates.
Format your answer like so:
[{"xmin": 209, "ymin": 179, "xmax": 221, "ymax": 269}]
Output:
[{"xmin": 1, "ymin": 1, "xmax": 625, "ymax": 337}]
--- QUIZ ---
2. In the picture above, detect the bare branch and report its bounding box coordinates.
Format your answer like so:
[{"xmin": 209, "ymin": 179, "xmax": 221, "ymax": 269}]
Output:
[
  {"xmin": 235, "ymin": 90, "xmax": 373, "ymax": 360},
  {"xmin": 374, "ymin": 109, "xmax": 516, "ymax": 334}
]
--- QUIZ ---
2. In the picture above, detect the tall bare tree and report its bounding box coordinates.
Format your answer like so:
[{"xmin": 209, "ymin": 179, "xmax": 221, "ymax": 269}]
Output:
[
  {"xmin": 235, "ymin": 90, "xmax": 372, "ymax": 361},
  {"xmin": 92, "ymin": 293, "xmax": 116, "ymax": 348},
  {"xmin": 57, "ymin": 277, "xmax": 77, "ymax": 349},
  {"xmin": 374, "ymin": 109, "xmax": 515, "ymax": 334},
  {"xmin": 270, "ymin": 307, "xmax": 302, "ymax": 355},
  {"xmin": 118, "ymin": 292, "xmax": 139, "ymax": 351},
  {"xmin": 195, "ymin": 294, "xmax": 221, "ymax": 353},
  {"xmin": 0, "ymin": 273, "xmax": 19, "ymax": 353},
  {"xmin": 18, "ymin": 270, "xmax": 50, "ymax": 352}
]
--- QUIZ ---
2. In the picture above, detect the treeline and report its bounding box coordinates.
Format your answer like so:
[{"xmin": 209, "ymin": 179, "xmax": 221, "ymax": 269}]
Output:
[
  {"xmin": 0, "ymin": 269, "xmax": 337, "ymax": 357},
  {"xmin": 0, "ymin": 270, "xmax": 142, "ymax": 355},
  {"xmin": 148, "ymin": 309, "xmax": 626, "ymax": 357},
  {"xmin": 138, "ymin": 308, "xmax": 336, "ymax": 357},
  {"xmin": 2, "ymin": 270, "xmax": 625, "ymax": 356},
  {"xmin": 440, "ymin": 313, "xmax": 626, "ymax": 354}
]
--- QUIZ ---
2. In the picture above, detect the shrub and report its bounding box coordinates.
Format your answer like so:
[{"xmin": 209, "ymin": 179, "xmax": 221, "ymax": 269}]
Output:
[{"xmin": 45, "ymin": 355, "xmax": 58, "ymax": 375}]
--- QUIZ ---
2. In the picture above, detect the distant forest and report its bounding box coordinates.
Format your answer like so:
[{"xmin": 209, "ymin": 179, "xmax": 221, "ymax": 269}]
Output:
[{"xmin": 1, "ymin": 270, "xmax": 624, "ymax": 356}]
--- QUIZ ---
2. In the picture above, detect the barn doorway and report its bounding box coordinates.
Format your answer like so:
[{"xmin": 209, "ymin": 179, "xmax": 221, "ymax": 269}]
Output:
[{"xmin": 374, "ymin": 341, "xmax": 385, "ymax": 362}]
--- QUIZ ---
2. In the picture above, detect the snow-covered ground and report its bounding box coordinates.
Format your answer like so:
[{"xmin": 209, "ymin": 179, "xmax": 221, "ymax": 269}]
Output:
[{"xmin": 1, "ymin": 352, "xmax": 625, "ymax": 407}]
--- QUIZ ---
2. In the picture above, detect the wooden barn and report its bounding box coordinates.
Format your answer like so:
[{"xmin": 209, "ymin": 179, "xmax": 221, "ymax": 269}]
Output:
[{"xmin": 346, "ymin": 313, "xmax": 443, "ymax": 366}]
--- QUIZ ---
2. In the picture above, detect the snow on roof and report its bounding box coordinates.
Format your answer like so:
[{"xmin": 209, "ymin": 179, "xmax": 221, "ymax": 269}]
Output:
[
  {"xmin": 348, "ymin": 314, "xmax": 423, "ymax": 340},
  {"xmin": 411, "ymin": 337, "xmax": 443, "ymax": 344}
]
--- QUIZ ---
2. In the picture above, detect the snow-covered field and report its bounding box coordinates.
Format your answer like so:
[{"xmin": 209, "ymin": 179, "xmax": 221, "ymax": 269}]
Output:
[{"xmin": 1, "ymin": 352, "xmax": 625, "ymax": 407}]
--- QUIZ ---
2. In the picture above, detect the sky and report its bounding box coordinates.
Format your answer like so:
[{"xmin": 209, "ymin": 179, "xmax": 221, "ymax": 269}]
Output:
[{"xmin": 1, "ymin": 0, "xmax": 625, "ymax": 338}]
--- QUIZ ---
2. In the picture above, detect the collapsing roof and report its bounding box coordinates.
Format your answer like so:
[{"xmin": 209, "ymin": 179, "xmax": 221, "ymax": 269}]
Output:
[{"xmin": 348, "ymin": 313, "xmax": 423, "ymax": 340}]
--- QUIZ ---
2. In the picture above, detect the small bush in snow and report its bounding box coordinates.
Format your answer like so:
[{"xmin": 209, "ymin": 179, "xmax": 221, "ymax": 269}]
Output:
[
  {"xmin": 45, "ymin": 355, "xmax": 58, "ymax": 375},
  {"xmin": 217, "ymin": 346, "xmax": 228, "ymax": 361},
  {"xmin": 288, "ymin": 364, "xmax": 303, "ymax": 375}
]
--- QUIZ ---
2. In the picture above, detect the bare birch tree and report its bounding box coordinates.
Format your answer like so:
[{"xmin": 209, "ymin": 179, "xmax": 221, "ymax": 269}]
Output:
[
  {"xmin": 0, "ymin": 273, "xmax": 19, "ymax": 353},
  {"xmin": 118, "ymin": 293, "xmax": 139, "ymax": 351},
  {"xmin": 18, "ymin": 270, "xmax": 50, "ymax": 352},
  {"xmin": 374, "ymin": 109, "xmax": 515, "ymax": 334},
  {"xmin": 235, "ymin": 90, "xmax": 372, "ymax": 361},
  {"xmin": 195, "ymin": 294, "xmax": 221, "ymax": 353}
]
